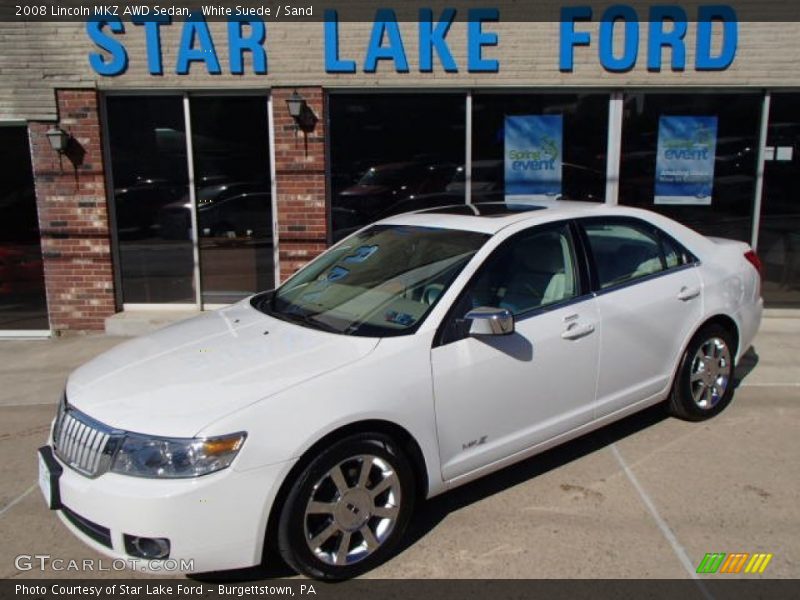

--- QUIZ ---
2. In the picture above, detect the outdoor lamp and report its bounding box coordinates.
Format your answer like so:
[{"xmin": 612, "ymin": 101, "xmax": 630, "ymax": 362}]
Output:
[
  {"xmin": 45, "ymin": 127, "xmax": 70, "ymax": 154},
  {"xmin": 286, "ymin": 90, "xmax": 306, "ymax": 121}
]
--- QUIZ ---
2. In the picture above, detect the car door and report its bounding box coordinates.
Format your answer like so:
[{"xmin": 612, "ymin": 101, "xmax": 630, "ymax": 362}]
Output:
[
  {"xmin": 578, "ymin": 217, "xmax": 703, "ymax": 417},
  {"xmin": 431, "ymin": 221, "xmax": 600, "ymax": 482}
]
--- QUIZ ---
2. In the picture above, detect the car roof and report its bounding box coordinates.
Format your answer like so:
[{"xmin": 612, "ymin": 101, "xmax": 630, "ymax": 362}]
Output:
[{"xmin": 379, "ymin": 199, "xmax": 630, "ymax": 234}]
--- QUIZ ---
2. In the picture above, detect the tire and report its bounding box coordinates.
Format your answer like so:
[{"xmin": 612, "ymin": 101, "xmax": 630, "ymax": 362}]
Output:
[
  {"xmin": 668, "ymin": 324, "xmax": 737, "ymax": 422},
  {"xmin": 277, "ymin": 433, "xmax": 416, "ymax": 580}
]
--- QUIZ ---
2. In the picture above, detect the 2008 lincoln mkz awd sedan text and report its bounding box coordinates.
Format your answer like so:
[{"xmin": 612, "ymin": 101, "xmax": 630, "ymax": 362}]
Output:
[{"xmin": 38, "ymin": 201, "xmax": 763, "ymax": 579}]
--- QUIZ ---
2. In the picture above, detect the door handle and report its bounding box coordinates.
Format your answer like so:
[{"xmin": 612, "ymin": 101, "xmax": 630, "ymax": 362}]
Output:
[
  {"xmin": 677, "ymin": 286, "xmax": 701, "ymax": 301},
  {"xmin": 562, "ymin": 322, "xmax": 595, "ymax": 340}
]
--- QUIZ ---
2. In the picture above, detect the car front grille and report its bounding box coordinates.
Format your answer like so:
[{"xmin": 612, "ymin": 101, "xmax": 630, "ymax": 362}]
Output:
[{"xmin": 53, "ymin": 400, "xmax": 120, "ymax": 478}]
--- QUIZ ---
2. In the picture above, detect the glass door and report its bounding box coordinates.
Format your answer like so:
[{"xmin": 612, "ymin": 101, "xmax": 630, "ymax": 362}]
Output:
[
  {"xmin": 758, "ymin": 93, "xmax": 800, "ymax": 308},
  {"xmin": 105, "ymin": 94, "xmax": 274, "ymax": 309},
  {"xmin": 189, "ymin": 96, "xmax": 274, "ymax": 305},
  {"xmin": 106, "ymin": 96, "xmax": 194, "ymax": 305},
  {"xmin": 0, "ymin": 125, "xmax": 49, "ymax": 332}
]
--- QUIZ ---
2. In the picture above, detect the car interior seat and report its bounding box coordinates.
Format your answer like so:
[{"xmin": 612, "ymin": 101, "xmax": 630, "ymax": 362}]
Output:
[{"xmin": 498, "ymin": 233, "xmax": 570, "ymax": 313}]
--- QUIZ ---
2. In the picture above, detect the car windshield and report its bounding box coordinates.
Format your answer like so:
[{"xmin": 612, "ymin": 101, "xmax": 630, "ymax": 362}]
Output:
[{"xmin": 256, "ymin": 225, "xmax": 488, "ymax": 337}]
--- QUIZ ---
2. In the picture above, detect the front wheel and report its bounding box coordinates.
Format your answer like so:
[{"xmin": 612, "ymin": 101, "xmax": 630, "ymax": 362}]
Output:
[
  {"xmin": 277, "ymin": 433, "xmax": 416, "ymax": 580},
  {"xmin": 668, "ymin": 324, "xmax": 737, "ymax": 421}
]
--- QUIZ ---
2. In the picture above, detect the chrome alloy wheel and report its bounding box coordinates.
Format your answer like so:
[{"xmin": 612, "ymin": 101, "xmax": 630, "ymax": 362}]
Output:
[
  {"xmin": 690, "ymin": 337, "xmax": 732, "ymax": 409},
  {"xmin": 303, "ymin": 454, "xmax": 402, "ymax": 566}
]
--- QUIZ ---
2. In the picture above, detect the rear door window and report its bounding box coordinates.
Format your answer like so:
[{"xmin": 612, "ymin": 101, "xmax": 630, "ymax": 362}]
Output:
[{"xmin": 581, "ymin": 220, "xmax": 666, "ymax": 289}]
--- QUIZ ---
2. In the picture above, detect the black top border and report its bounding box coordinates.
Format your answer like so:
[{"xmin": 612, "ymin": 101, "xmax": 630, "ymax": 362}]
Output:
[{"xmin": 2, "ymin": 0, "xmax": 800, "ymax": 22}]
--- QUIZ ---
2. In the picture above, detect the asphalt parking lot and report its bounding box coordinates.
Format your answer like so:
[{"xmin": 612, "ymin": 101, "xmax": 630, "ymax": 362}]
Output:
[{"xmin": 0, "ymin": 318, "xmax": 798, "ymax": 580}]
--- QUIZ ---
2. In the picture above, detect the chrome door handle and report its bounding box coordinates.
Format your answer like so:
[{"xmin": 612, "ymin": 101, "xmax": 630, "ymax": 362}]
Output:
[
  {"xmin": 562, "ymin": 322, "xmax": 595, "ymax": 340},
  {"xmin": 677, "ymin": 286, "xmax": 701, "ymax": 301}
]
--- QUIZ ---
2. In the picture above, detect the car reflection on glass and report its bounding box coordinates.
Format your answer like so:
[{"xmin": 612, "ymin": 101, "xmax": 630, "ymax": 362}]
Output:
[
  {"xmin": 157, "ymin": 182, "xmax": 272, "ymax": 241},
  {"xmin": 114, "ymin": 178, "xmax": 186, "ymax": 238},
  {"xmin": 337, "ymin": 161, "xmax": 456, "ymax": 218},
  {"xmin": 0, "ymin": 245, "xmax": 44, "ymax": 295}
]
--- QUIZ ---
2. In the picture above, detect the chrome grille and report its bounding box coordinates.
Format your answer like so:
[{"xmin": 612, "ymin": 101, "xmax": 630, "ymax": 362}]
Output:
[{"xmin": 53, "ymin": 402, "xmax": 119, "ymax": 478}]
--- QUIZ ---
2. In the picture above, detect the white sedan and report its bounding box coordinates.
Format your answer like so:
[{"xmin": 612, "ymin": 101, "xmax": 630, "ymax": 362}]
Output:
[{"xmin": 38, "ymin": 201, "xmax": 763, "ymax": 579}]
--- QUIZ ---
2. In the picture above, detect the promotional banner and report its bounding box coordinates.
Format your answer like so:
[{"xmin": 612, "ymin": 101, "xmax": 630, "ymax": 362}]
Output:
[
  {"xmin": 654, "ymin": 115, "xmax": 718, "ymax": 205},
  {"xmin": 504, "ymin": 115, "xmax": 563, "ymax": 197}
]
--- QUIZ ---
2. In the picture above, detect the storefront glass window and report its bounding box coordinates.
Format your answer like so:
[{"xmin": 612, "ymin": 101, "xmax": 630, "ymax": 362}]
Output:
[
  {"xmin": 758, "ymin": 93, "xmax": 800, "ymax": 308},
  {"xmin": 619, "ymin": 93, "xmax": 762, "ymax": 243},
  {"xmin": 190, "ymin": 97, "xmax": 273, "ymax": 305},
  {"xmin": 471, "ymin": 93, "xmax": 609, "ymax": 201},
  {"xmin": 329, "ymin": 94, "xmax": 466, "ymax": 242},
  {"xmin": 0, "ymin": 126, "xmax": 48, "ymax": 330},
  {"xmin": 106, "ymin": 96, "xmax": 194, "ymax": 304}
]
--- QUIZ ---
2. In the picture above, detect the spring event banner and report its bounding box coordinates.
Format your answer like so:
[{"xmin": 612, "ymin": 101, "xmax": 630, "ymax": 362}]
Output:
[
  {"xmin": 654, "ymin": 115, "xmax": 719, "ymax": 206},
  {"xmin": 504, "ymin": 115, "xmax": 564, "ymax": 197}
]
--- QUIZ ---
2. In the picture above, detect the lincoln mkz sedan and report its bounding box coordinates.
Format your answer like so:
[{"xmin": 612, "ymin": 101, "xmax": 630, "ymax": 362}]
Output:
[{"xmin": 38, "ymin": 201, "xmax": 763, "ymax": 579}]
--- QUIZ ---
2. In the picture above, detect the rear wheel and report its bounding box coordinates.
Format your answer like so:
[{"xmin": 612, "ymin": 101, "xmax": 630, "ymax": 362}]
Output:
[
  {"xmin": 277, "ymin": 433, "xmax": 415, "ymax": 580},
  {"xmin": 668, "ymin": 324, "xmax": 737, "ymax": 421}
]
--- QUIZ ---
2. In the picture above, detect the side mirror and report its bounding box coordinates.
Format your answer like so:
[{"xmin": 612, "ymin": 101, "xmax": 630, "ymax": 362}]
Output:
[{"xmin": 465, "ymin": 306, "xmax": 515, "ymax": 336}]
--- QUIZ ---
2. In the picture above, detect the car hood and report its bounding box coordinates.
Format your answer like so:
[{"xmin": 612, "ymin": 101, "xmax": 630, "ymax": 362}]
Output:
[{"xmin": 66, "ymin": 300, "xmax": 380, "ymax": 437}]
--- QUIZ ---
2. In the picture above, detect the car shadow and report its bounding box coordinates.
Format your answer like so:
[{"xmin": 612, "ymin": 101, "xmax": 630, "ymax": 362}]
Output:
[
  {"xmin": 191, "ymin": 345, "xmax": 760, "ymax": 582},
  {"xmin": 192, "ymin": 403, "xmax": 669, "ymax": 583},
  {"xmin": 397, "ymin": 402, "xmax": 669, "ymax": 558},
  {"xmin": 733, "ymin": 346, "xmax": 759, "ymax": 388}
]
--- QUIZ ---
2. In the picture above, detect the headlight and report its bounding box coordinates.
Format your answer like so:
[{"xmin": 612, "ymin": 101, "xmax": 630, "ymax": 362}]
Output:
[{"xmin": 111, "ymin": 432, "xmax": 246, "ymax": 479}]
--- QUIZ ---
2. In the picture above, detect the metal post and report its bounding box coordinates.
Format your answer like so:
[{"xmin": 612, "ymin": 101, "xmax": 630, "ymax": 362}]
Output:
[
  {"xmin": 182, "ymin": 93, "xmax": 203, "ymax": 309},
  {"xmin": 605, "ymin": 92, "xmax": 624, "ymax": 205},
  {"xmin": 465, "ymin": 91, "xmax": 473, "ymax": 206},
  {"xmin": 751, "ymin": 91, "xmax": 771, "ymax": 251},
  {"xmin": 267, "ymin": 93, "xmax": 281, "ymax": 286}
]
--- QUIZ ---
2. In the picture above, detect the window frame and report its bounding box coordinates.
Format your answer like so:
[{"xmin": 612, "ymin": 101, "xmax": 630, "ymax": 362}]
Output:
[
  {"xmin": 575, "ymin": 216, "xmax": 699, "ymax": 296},
  {"xmin": 433, "ymin": 219, "xmax": 593, "ymax": 348}
]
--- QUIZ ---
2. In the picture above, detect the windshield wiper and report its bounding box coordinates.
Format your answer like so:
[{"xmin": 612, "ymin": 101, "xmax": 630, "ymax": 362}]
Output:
[{"xmin": 275, "ymin": 310, "xmax": 344, "ymax": 335}]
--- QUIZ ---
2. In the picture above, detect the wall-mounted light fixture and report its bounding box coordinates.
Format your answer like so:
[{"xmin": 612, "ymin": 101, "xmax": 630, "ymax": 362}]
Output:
[
  {"xmin": 45, "ymin": 127, "xmax": 71, "ymax": 154},
  {"xmin": 285, "ymin": 90, "xmax": 318, "ymax": 137},
  {"xmin": 285, "ymin": 90, "xmax": 307, "ymax": 123}
]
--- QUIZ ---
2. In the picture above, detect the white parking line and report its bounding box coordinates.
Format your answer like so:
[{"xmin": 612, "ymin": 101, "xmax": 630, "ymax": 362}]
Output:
[
  {"xmin": 610, "ymin": 445, "xmax": 713, "ymax": 597},
  {"xmin": 0, "ymin": 483, "xmax": 36, "ymax": 519}
]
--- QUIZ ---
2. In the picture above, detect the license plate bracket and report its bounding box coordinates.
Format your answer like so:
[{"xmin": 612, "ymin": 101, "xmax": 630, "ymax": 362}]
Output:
[{"xmin": 38, "ymin": 446, "xmax": 63, "ymax": 510}]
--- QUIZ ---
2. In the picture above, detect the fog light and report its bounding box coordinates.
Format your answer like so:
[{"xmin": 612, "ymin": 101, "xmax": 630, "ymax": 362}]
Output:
[{"xmin": 124, "ymin": 534, "xmax": 170, "ymax": 559}]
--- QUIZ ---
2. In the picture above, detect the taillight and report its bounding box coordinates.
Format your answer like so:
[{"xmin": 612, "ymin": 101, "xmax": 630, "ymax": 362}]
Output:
[{"xmin": 744, "ymin": 250, "xmax": 763, "ymax": 278}]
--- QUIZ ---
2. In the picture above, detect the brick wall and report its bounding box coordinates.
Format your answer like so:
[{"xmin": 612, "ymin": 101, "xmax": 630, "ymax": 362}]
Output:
[
  {"xmin": 29, "ymin": 90, "xmax": 116, "ymax": 333},
  {"xmin": 272, "ymin": 87, "xmax": 329, "ymax": 282}
]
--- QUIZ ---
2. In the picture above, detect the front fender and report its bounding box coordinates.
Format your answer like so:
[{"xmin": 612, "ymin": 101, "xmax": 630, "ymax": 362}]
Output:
[{"xmin": 199, "ymin": 331, "xmax": 445, "ymax": 497}]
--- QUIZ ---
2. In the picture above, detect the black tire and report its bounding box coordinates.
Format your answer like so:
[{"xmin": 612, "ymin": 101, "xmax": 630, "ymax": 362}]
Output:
[
  {"xmin": 668, "ymin": 324, "xmax": 737, "ymax": 422},
  {"xmin": 277, "ymin": 433, "xmax": 416, "ymax": 580}
]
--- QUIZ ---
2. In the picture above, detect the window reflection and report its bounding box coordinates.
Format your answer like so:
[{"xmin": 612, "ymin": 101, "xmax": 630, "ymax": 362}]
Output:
[
  {"xmin": 107, "ymin": 96, "xmax": 275, "ymax": 306},
  {"xmin": 471, "ymin": 94, "xmax": 609, "ymax": 201},
  {"xmin": 619, "ymin": 93, "xmax": 761, "ymax": 243},
  {"xmin": 329, "ymin": 94, "xmax": 466, "ymax": 241},
  {"xmin": 0, "ymin": 127, "xmax": 48, "ymax": 330},
  {"xmin": 759, "ymin": 93, "xmax": 800, "ymax": 308},
  {"xmin": 106, "ymin": 96, "xmax": 194, "ymax": 304},
  {"xmin": 190, "ymin": 97, "xmax": 273, "ymax": 305}
]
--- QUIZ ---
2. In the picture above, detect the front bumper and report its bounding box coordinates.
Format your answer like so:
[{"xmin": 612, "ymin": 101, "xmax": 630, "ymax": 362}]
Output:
[{"xmin": 44, "ymin": 445, "xmax": 295, "ymax": 574}]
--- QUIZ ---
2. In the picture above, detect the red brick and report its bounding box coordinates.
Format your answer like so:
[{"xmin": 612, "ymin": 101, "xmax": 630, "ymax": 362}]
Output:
[
  {"xmin": 272, "ymin": 87, "xmax": 329, "ymax": 283},
  {"xmin": 29, "ymin": 89, "xmax": 115, "ymax": 333}
]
